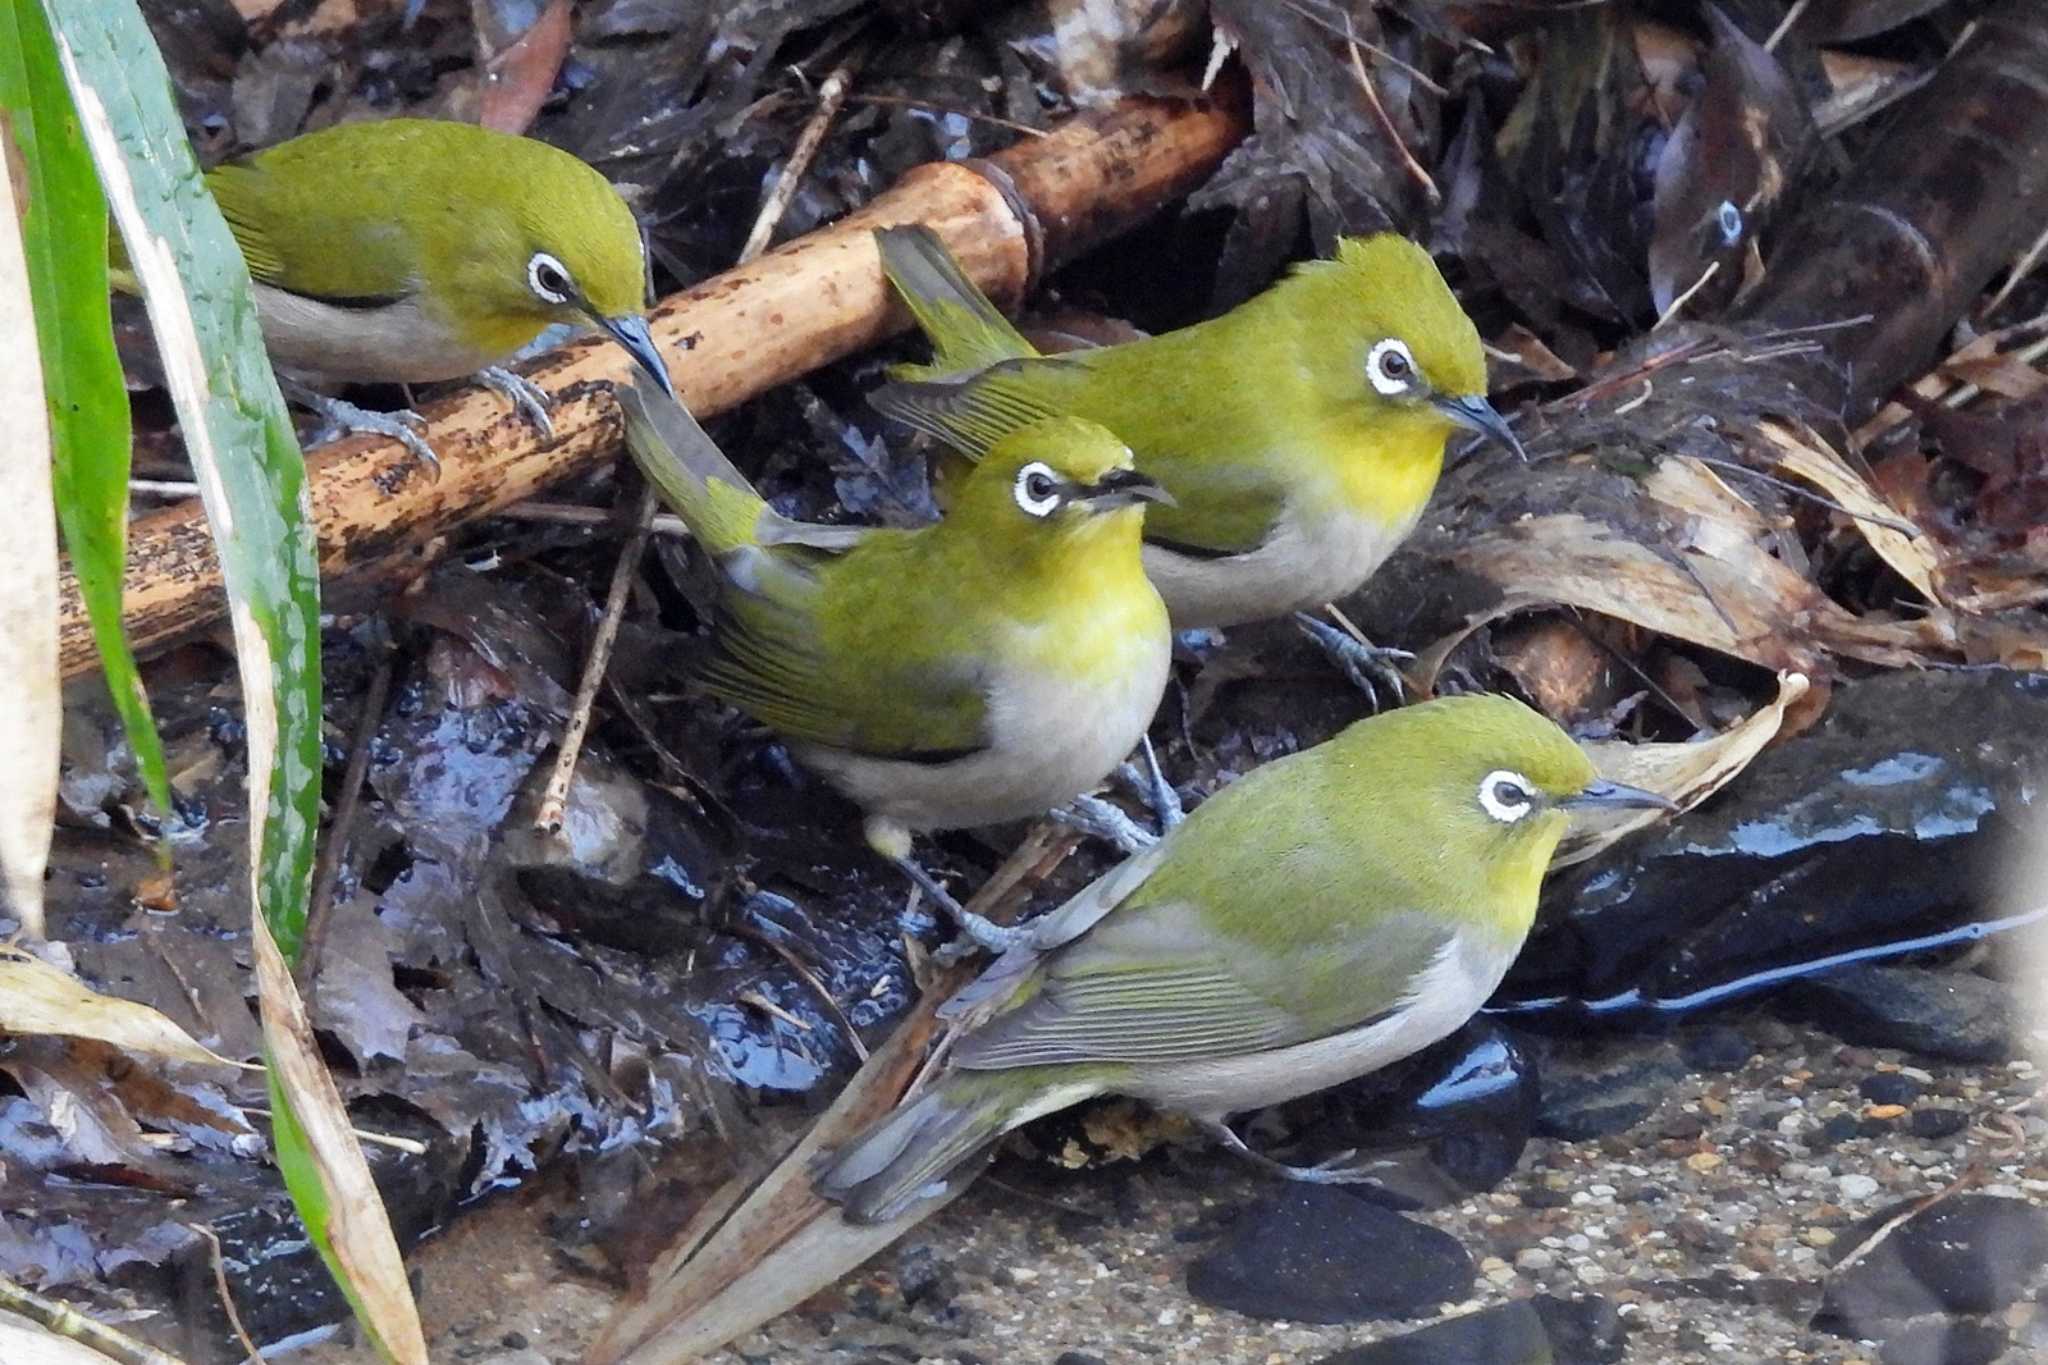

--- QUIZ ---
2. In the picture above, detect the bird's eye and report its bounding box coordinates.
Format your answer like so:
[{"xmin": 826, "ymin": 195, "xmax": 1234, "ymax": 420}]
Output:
[
  {"xmin": 528, "ymin": 251, "xmax": 573, "ymax": 305},
  {"xmin": 1716, "ymin": 200, "xmax": 1744, "ymax": 248},
  {"xmin": 1367, "ymin": 338, "xmax": 1418, "ymax": 397},
  {"xmin": 1013, "ymin": 462, "xmax": 1064, "ymax": 517},
  {"xmin": 1477, "ymin": 769, "xmax": 1536, "ymax": 824}
]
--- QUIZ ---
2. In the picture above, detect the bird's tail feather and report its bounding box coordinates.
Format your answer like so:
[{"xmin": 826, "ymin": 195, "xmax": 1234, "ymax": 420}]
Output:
[
  {"xmin": 816, "ymin": 1070, "xmax": 1096, "ymax": 1225},
  {"xmin": 876, "ymin": 225, "xmax": 1038, "ymax": 379},
  {"xmin": 618, "ymin": 377, "xmax": 766, "ymax": 555}
]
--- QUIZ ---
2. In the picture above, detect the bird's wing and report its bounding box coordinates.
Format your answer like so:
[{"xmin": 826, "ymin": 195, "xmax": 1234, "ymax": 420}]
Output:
[
  {"xmin": 204, "ymin": 156, "xmax": 419, "ymax": 303},
  {"xmin": 703, "ymin": 535, "xmax": 993, "ymax": 762},
  {"xmin": 940, "ymin": 838, "xmax": 1175, "ymax": 1023},
  {"xmin": 869, "ymin": 356, "xmax": 1092, "ymax": 459},
  {"xmin": 951, "ymin": 900, "xmax": 1458, "ymax": 1069}
]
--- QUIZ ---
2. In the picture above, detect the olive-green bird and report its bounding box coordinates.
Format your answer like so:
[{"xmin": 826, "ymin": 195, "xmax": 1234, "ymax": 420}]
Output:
[
  {"xmin": 618, "ymin": 377, "xmax": 1175, "ymax": 934},
  {"xmin": 871, "ymin": 227, "xmax": 1524, "ymax": 691},
  {"xmin": 814, "ymin": 694, "xmax": 1670, "ymax": 1224},
  {"xmin": 166, "ymin": 118, "xmax": 673, "ymax": 469}
]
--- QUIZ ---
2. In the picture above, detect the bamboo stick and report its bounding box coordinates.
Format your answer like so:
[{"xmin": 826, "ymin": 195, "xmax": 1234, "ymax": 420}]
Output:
[{"xmin": 59, "ymin": 84, "xmax": 1249, "ymax": 679}]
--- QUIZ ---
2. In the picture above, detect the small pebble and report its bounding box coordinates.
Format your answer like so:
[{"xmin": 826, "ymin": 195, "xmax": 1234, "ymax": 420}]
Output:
[
  {"xmin": 1801, "ymin": 1227, "xmax": 1836, "ymax": 1248},
  {"xmin": 1859, "ymin": 1073, "xmax": 1922, "ymax": 1106},
  {"xmin": 1515, "ymin": 1248, "xmax": 1556, "ymax": 1271},
  {"xmin": 1910, "ymin": 1106, "xmax": 1970, "ymax": 1139},
  {"xmin": 1836, "ymin": 1173, "xmax": 1880, "ymax": 1201},
  {"xmin": 1863, "ymin": 1103, "xmax": 1907, "ymax": 1121},
  {"xmin": 1686, "ymin": 1152, "xmax": 1724, "ymax": 1174}
]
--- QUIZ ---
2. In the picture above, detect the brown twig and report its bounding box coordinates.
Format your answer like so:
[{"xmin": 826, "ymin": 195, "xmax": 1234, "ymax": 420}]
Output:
[
  {"xmin": 532, "ymin": 486, "xmax": 660, "ymax": 834},
  {"xmin": 0, "ymin": 1272, "xmax": 188, "ymax": 1365},
  {"xmin": 298, "ymin": 642, "xmax": 394, "ymax": 995},
  {"xmin": 1345, "ymin": 29, "xmax": 1439, "ymax": 205},
  {"xmin": 496, "ymin": 501, "xmax": 692, "ymax": 538},
  {"xmin": 185, "ymin": 1224, "xmax": 265, "ymax": 1365},
  {"xmin": 742, "ymin": 47, "xmax": 868, "ymax": 262},
  {"xmin": 845, "ymin": 93, "xmax": 1050, "ymax": 139}
]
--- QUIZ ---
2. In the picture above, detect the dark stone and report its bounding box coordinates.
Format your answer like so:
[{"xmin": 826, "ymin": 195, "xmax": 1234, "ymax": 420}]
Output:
[
  {"xmin": 1909, "ymin": 1107, "xmax": 1969, "ymax": 1139},
  {"xmin": 1053, "ymin": 1354, "xmax": 1109, "ymax": 1365},
  {"xmin": 1282, "ymin": 1022, "xmax": 1539, "ymax": 1205},
  {"xmin": 1532, "ymin": 1292, "xmax": 1628, "ymax": 1364},
  {"xmin": 1679, "ymin": 1025, "xmax": 1756, "ymax": 1073},
  {"xmin": 1534, "ymin": 1040, "xmax": 1688, "ymax": 1140},
  {"xmin": 1185, "ymin": 1187, "xmax": 1474, "ymax": 1324},
  {"xmin": 1819, "ymin": 1195, "xmax": 2048, "ymax": 1333},
  {"xmin": 1305, "ymin": 1300, "xmax": 1546, "ymax": 1364},
  {"xmin": 1522, "ymin": 1185, "xmax": 1573, "ymax": 1209},
  {"xmin": 1807, "ymin": 1113, "xmax": 1865, "ymax": 1150},
  {"xmin": 1791, "ymin": 966, "xmax": 2013, "ymax": 1064},
  {"xmin": 894, "ymin": 1243, "xmax": 957, "ymax": 1311},
  {"xmin": 1875, "ymin": 1318, "xmax": 2010, "ymax": 1365},
  {"xmin": 1860, "ymin": 1073, "xmax": 1925, "ymax": 1106},
  {"xmin": 499, "ymin": 1333, "xmax": 529, "ymax": 1350},
  {"xmin": 1502, "ymin": 670, "xmax": 2048, "ymax": 1012}
]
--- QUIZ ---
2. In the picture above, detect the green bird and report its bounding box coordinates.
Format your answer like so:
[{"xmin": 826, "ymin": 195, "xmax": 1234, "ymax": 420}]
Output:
[
  {"xmin": 871, "ymin": 227, "xmax": 1524, "ymax": 693},
  {"xmin": 814, "ymin": 694, "xmax": 1669, "ymax": 1224},
  {"xmin": 159, "ymin": 118, "xmax": 673, "ymax": 469},
  {"xmin": 618, "ymin": 377, "xmax": 1175, "ymax": 936}
]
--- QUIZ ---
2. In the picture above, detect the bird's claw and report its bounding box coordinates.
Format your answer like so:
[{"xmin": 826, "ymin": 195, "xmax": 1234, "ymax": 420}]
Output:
[
  {"xmin": 892, "ymin": 855, "xmax": 1032, "ymax": 960},
  {"xmin": 1295, "ymin": 613, "xmax": 1413, "ymax": 710},
  {"xmin": 1052, "ymin": 793, "xmax": 1160, "ymax": 855},
  {"xmin": 300, "ymin": 393, "xmax": 442, "ymax": 478},
  {"xmin": 478, "ymin": 365, "xmax": 556, "ymax": 440}
]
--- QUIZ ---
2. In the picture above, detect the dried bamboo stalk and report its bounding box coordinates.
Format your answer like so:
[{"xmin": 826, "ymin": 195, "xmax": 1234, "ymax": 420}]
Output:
[
  {"xmin": 1736, "ymin": 0, "xmax": 2048, "ymax": 420},
  {"xmin": 58, "ymin": 86, "xmax": 1250, "ymax": 679}
]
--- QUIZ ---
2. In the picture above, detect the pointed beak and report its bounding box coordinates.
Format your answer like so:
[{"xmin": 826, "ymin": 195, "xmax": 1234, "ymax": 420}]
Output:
[
  {"xmin": 1431, "ymin": 393, "xmax": 1526, "ymax": 463},
  {"xmin": 1561, "ymin": 778, "xmax": 1680, "ymax": 813},
  {"xmin": 1082, "ymin": 468, "xmax": 1175, "ymax": 510},
  {"xmin": 595, "ymin": 312, "xmax": 676, "ymax": 399}
]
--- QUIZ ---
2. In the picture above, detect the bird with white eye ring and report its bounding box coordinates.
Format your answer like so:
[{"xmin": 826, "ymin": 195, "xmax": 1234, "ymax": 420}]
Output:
[
  {"xmin": 120, "ymin": 118, "xmax": 677, "ymax": 474},
  {"xmin": 870, "ymin": 227, "xmax": 1527, "ymax": 706},
  {"xmin": 814, "ymin": 693, "xmax": 1678, "ymax": 1225},
  {"xmin": 616, "ymin": 379, "xmax": 1179, "ymax": 959}
]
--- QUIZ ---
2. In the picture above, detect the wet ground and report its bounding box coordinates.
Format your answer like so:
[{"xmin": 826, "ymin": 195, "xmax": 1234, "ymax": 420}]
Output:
[{"xmin": 278, "ymin": 1007, "xmax": 2048, "ymax": 1365}]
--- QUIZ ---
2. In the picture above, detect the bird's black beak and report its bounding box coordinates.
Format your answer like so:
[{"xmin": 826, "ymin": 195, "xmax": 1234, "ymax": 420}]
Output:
[
  {"xmin": 1561, "ymin": 778, "xmax": 1680, "ymax": 813},
  {"xmin": 596, "ymin": 312, "xmax": 676, "ymax": 399},
  {"xmin": 1432, "ymin": 393, "xmax": 1527, "ymax": 463},
  {"xmin": 1082, "ymin": 468, "xmax": 1176, "ymax": 510}
]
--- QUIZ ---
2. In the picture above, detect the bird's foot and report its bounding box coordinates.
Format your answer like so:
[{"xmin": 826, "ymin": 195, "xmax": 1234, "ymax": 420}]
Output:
[
  {"xmin": 477, "ymin": 365, "xmax": 555, "ymax": 440},
  {"xmin": 1200, "ymin": 1120, "xmax": 1380, "ymax": 1186},
  {"xmin": 289, "ymin": 385, "xmax": 441, "ymax": 478},
  {"xmin": 1113, "ymin": 734, "xmax": 1184, "ymax": 832},
  {"xmin": 1051, "ymin": 793, "xmax": 1160, "ymax": 856},
  {"xmin": 892, "ymin": 855, "xmax": 1032, "ymax": 964},
  {"xmin": 1295, "ymin": 612, "xmax": 1413, "ymax": 710}
]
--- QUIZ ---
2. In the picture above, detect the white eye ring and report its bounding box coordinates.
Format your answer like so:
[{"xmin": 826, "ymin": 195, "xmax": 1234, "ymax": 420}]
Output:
[
  {"xmin": 528, "ymin": 251, "xmax": 573, "ymax": 305},
  {"xmin": 1013, "ymin": 461, "xmax": 1063, "ymax": 517},
  {"xmin": 1478, "ymin": 769, "xmax": 1536, "ymax": 824},
  {"xmin": 1367, "ymin": 337, "xmax": 1418, "ymax": 397}
]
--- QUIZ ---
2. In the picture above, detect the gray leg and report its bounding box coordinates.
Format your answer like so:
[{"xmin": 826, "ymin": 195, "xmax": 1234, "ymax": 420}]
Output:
[
  {"xmin": 1117, "ymin": 734, "xmax": 1184, "ymax": 831},
  {"xmin": 477, "ymin": 365, "xmax": 555, "ymax": 440},
  {"xmin": 1199, "ymin": 1118, "xmax": 1379, "ymax": 1186},
  {"xmin": 1294, "ymin": 612, "xmax": 1413, "ymax": 710},
  {"xmin": 1051, "ymin": 793, "xmax": 1159, "ymax": 855},
  {"xmin": 282, "ymin": 378, "xmax": 440, "ymax": 476},
  {"xmin": 892, "ymin": 855, "xmax": 1034, "ymax": 962}
]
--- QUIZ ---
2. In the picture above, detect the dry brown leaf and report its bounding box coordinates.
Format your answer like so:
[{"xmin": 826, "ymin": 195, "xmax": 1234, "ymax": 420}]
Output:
[
  {"xmin": 1557, "ymin": 670, "xmax": 1811, "ymax": 868},
  {"xmin": 0, "ymin": 162, "xmax": 59, "ymax": 940},
  {"xmin": 1756, "ymin": 419, "xmax": 1944, "ymax": 604},
  {"xmin": 0, "ymin": 944, "xmax": 246, "ymax": 1070}
]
